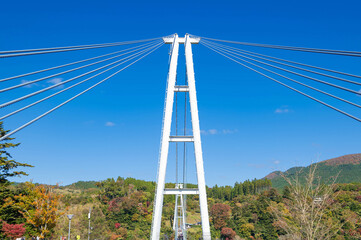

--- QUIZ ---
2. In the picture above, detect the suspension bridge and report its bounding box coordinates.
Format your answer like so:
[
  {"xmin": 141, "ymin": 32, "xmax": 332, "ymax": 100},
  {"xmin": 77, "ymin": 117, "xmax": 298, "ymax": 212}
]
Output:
[{"xmin": 1, "ymin": 33, "xmax": 361, "ymax": 239}]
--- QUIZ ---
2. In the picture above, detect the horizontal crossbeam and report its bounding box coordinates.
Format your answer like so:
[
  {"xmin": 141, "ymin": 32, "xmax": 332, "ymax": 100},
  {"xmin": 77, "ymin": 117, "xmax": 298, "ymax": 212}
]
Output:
[
  {"xmin": 169, "ymin": 136, "xmax": 194, "ymax": 142},
  {"xmin": 163, "ymin": 188, "xmax": 199, "ymax": 195},
  {"xmin": 163, "ymin": 37, "xmax": 200, "ymax": 44},
  {"xmin": 174, "ymin": 85, "xmax": 189, "ymax": 92}
]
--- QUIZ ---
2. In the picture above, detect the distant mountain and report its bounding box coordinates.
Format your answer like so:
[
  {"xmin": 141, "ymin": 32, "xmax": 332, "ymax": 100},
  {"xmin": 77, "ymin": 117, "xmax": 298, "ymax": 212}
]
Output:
[{"xmin": 265, "ymin": 154, "xmax": 361, "ymax": 190}]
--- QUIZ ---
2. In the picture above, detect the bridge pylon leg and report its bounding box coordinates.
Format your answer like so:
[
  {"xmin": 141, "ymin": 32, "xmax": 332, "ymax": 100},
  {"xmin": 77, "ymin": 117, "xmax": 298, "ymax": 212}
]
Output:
[{"xmin": 150, "ymin": 34, "xmax": 211, "ymax": 240}]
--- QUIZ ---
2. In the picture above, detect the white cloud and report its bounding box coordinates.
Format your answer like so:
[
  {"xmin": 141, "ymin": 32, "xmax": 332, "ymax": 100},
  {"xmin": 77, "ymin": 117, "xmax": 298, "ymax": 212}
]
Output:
[
  {"xmin": 47, "ymin": 78, "xmax": 64, "ymax": 89},
  {"xmin": 201, "ymin": 129, "xmax": 238, "ymax": 135},
  {"xmin": 105, "ymin": 121, "xmax": 116, "ymax": 127},
  {"xmin": 275, "ymin": 108, "xmax": 289, "ymax": 113},
  {"xmin": 208, "ymin": 129, "xmax": 218, "ymax": 135},
  {"xmin": 222, "ymin": 129, "xmax": 239, "ymax": 134},
  {"xmin": 201, "ymin": 129, "xmax": 218, "ymax": 135},
  {"xmin": 275, "ymin": 106, "xmax": 292, "ymax": 114},
  {"xmin": 274, "ymin": 160, "xmax": 280, "ymax": 165},
  {"xmin": 20, "ymin": 80, "xmax": 38, "ymax": 88}
]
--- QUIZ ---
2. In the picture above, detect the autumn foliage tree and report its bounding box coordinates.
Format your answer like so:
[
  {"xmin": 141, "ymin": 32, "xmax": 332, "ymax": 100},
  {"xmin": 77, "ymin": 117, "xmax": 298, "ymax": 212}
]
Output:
[
  {"xmin": 210, "ymin": 203, "xmax": 231, "ymax": 230},
  {"xmin": 5, "ymin": 182, "xmax": 65, "ymax": 238},
  {"xmin": 221, "ymin": 227, "xmax": 236, "ymax": 240},
  {"xmin": 110, "ymin": 222, "xmax": 127, "ymax": 240},
  {"xmin": 97, "ymin": 177, "xmax": 155, "ymax": 238},
  {"xmin": 1, "ymin": 221, "xmax": 26, "ymax": 239}
]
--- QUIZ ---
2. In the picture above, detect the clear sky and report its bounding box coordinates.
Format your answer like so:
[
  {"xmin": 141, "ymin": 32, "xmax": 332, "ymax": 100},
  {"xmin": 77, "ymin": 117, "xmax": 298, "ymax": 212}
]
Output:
[{"xmin": 1, "ymin": 0, "xmax": 361, "ymax": 186}]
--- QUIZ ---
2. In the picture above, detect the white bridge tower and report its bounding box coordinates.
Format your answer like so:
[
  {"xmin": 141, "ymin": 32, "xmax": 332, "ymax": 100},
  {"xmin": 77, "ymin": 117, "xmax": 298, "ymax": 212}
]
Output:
[
  {"xmin": 173, "ymin": 183, "xmax": 187, "ymax": 239},
  {"xmin": 151, "ymin": 34, "xmax": 211, "ymax": 240}
]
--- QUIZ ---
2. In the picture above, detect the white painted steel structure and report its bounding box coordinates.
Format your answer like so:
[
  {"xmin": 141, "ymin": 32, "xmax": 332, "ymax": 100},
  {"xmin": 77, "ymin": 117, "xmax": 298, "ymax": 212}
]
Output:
[
  {"xmin": 150, "ymin": 34, "xmax": 211, "ymax": 240},
  {"xmin": 173, "ymin": 184, "xmax": 187, "ymax": 239}
]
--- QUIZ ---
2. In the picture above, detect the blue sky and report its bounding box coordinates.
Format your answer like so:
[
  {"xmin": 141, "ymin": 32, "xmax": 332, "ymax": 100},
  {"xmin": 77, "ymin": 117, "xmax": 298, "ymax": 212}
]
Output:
[{"xmin": 1, "ymin": 0, "xmax": 361, "ymax": 186}]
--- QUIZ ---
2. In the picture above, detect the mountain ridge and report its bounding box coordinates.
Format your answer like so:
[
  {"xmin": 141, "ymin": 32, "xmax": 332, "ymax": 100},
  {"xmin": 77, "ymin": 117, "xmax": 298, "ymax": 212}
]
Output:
[{"xmin": 265, "ymin": 153, "xmax": 361, "ymax": 189}]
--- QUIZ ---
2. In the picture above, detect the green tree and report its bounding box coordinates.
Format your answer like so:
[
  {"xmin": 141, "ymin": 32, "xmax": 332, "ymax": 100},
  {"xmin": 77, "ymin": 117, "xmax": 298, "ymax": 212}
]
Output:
[
  {"xmin": 0, "ymin": 122, "xmax": 32, "ymax": 183},
  {"xmin": 0, "ymin": 122, "xmax": 32, "ymax": 239}
]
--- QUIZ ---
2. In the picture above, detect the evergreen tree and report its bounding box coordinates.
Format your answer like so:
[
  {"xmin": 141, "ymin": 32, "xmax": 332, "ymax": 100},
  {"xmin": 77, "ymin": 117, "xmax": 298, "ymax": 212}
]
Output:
[
  {"xmin": 0, "ymin": 122, "xmax": 32, "ymax": 238},
  {"xmin": 0, "ymin": 122, "xmax": 32, "ymax": 183}
]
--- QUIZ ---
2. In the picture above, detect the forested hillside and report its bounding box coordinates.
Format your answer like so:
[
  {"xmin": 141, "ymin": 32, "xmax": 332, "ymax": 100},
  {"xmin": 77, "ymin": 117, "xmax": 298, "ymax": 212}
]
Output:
[
  {"xmin": 265, "ymin": 153, "xmax": 361, "ymax": 189},
  {"xmin": 2, "ymin": 121, "xmax": 361, "ymax": 239},
  {"xmin": 52, "ymin": 178, "xmax": 273, "ymax": 239},
  {"xmin": 2, "ymin": 177, "xmax": 361, "ymax": 239}
]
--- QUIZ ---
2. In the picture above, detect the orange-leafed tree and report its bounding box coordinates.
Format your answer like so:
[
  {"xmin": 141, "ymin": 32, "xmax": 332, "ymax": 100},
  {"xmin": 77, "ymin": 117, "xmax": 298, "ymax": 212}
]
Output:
[
  {"xmin": 221, "ymin": 227, "xmax": 236, "ymax": 240},
  {"xmin": 110, "ymin": 222, "xmax": 127, "ymax": 240},
  {"xmin": 5, "ymin": 182, "xmax": 65, "ymax": 238},
  {"xmin": 210, "ymin": 203, "xmax": 231, "ymax": 230}
]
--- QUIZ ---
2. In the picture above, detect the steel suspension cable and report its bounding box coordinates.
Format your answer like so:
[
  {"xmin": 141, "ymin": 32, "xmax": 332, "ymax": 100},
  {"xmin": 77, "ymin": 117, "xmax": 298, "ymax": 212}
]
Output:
[
  {"xmin": 0, "ymin": 37, "xmax": 162, "ymax": 54},
  {"xmin": 183, "ymin": 74, "xmax": 187, "ymax": 188},
  {"xmin": 202, "ymin": 40, "xmax": 361, "ymax": 80},
  {"xmin": 0, "ymin": 42, "xmax": 163, "ymax": 108},
  {"xmin": 175, "ymin": 77, "xmax": 179, "ymax": 185},
  {"xmin": 201, "ymin": 42, "xmax": 361, "ymax": 123},
  {"xmin": 182, "ymin": 71, "xmax": 188, "ymax": 222},
  {"xmin": 202, "ymin": 40, "xmax": 361, "ymax": 85},
  {"xmin": 0, "ymin": 37, "xmax": 162, "ymax": 58},
  {"xmin": 202, "ymin": 41, "xmax": 361, "ymax": 96},
  {"xmin": 0, "ymin": 42, "xmax": 164, "ymax": 141},
  {"xmin": 0, "ymin": 41, "xmax": 160, "ymax": 83},
  {"xmin": 0, "ymin": 41, "xmax": 162, "ymax": 91},
  {"xmin": 202, "ymin": 42, "xmax": 361, "ymax": 109},
  {"xmin": 195, "ymin": 35, "xmax": 361, "ymax": 57},
  {"xmin": 0, "ymin": 51, "xmax": 150, "ymax": 121}
]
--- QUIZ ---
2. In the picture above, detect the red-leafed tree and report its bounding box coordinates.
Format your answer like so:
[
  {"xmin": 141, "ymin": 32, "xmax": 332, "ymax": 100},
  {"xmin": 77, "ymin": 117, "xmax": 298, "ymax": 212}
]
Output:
[
  {"xmin": 1, "ymin": 221, "xmax": 26, "ymax": 239},
  {"xmin": 210, "ymin": 203, "xmax": 231, "ymax": 230},
  {"xmin": 221, "ymin": 227, "xmax": 236, "ymax": 240},
  {"xmin": 4, "ymin": 182, "xmax": 65, "ymax": 238}
]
